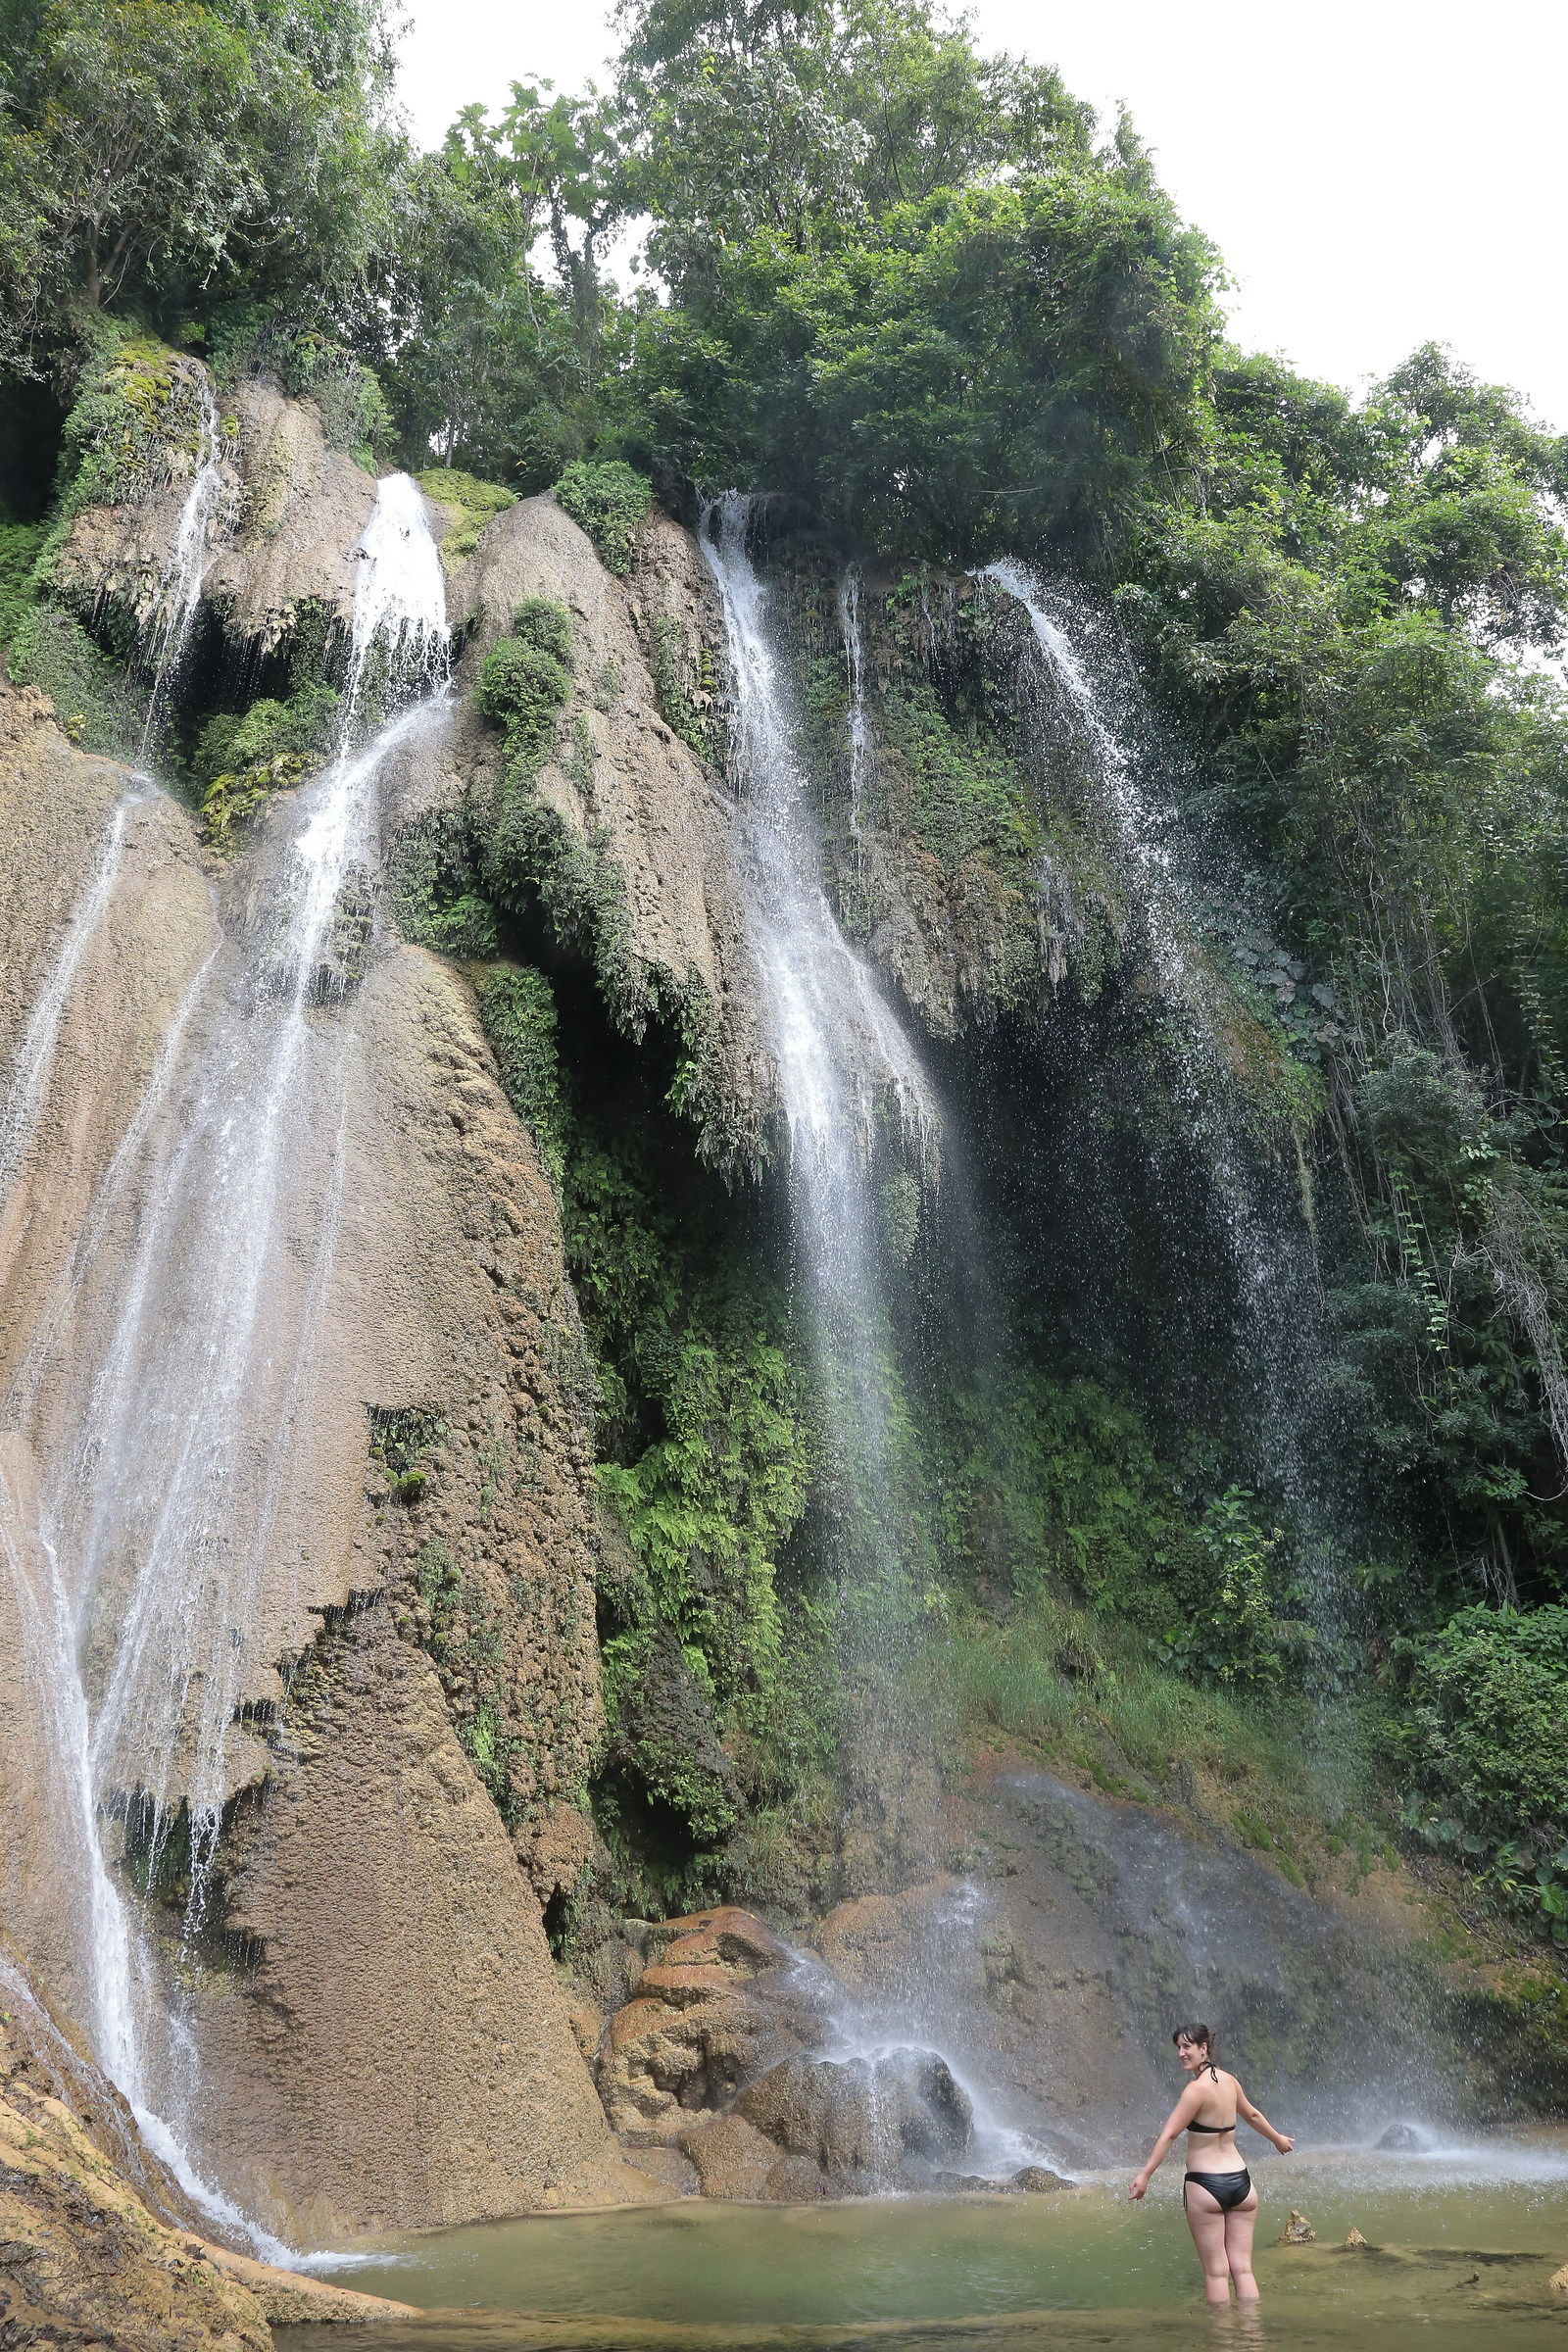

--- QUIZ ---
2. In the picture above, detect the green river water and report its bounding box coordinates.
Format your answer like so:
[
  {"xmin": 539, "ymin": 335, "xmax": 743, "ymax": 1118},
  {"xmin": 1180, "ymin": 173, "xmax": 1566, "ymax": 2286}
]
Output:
[{"xmin": 283, "ymin": 2139, "xmax": 1568, "ymax": 2352}]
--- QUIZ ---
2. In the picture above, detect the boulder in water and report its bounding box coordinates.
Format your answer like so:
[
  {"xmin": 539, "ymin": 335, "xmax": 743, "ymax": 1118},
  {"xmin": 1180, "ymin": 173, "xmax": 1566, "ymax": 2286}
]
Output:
[
  {"xmin": 1549, "ymin": 2263, "xmax": 1568, "ymax": 2292},
  {"xmin": 1344, "ymin": 2228, "xmax": 1370, "ymax": 2248},
  {"xmin": 678, "ymin": 2113, "xmax": 784, "ymax": 2200},
  {"xmin": 1014, "ymin": 2165, "xmax": 1071, "ymax": 2192},
  {"xmin": 1376, "ymin": 2122, "xmax": 1427, "ymax": 2151},
  {"xmin": 1279, "ymin": 2209, "xmax": 1317, "ymax": 2243},
  {"xmin": 735, "ymin": 2050, "xmax": 973, "ymax": 2190},
  {"xmin": 761, "ymin": 2153, "xmax": 831, "ymax": 2202}
]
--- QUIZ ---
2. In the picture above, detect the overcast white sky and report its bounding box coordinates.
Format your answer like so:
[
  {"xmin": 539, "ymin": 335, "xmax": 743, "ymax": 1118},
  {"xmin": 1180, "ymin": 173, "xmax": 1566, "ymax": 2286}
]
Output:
[{"xmin": 396, "ymin": 0, "xmax": 1568, "ymax": 432}]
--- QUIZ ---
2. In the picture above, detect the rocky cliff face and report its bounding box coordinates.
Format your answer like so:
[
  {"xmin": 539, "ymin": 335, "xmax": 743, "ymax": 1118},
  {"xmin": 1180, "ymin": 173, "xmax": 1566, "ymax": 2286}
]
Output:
[
  {"xmin": 0, "ymin": 677, "xmax": 660, "ymax": 2239},
  {"xmin": 450, "ymin": 493, "xmax": 767, "ymax": 1158}
]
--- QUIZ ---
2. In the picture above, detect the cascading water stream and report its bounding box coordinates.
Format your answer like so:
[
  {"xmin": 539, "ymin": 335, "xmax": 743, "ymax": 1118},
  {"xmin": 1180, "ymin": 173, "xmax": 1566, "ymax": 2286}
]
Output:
[
  {"xmin": 0, "ymin": 799, "xmax": 138, "ymax": 1215},
  {"xmin": 701, "ymin": 500, "xmax": 1068, "ymax": 2183},
  {"xmin": 979, "ymin": 562, "xmax": 1333, "ymax": 1549},
  {"xmin": 838, "ymin": 569, "xmax": 871, "ymax": 854},
  {"xmin": 0, "ymin": 471, "xmax": 449, "ymax": 2248},
  {"xmin": 701, "ymin": 495, "xmax": 935, "ymax": 1593},
  {"xmin": 137, "ymin": 367, "xmax": 236, "ymax": 758}
]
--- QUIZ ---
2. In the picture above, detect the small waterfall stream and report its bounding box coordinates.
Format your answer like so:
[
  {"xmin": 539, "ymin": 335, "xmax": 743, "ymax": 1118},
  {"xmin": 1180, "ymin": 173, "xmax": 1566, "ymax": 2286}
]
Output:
[
  {"xmin": 0, "ymin": 471, "xmax": 449, "ymax": 2245},
  {"xmin": 701, "ymin": 499, "xmax": 1069, "ymax": 2183},
  {"xmin": 980, "ymin": 563, "xmax": 1332, "ymax": 1551},
  {"xmin": 701, "ymin": 496, "xmax": 936, "ymax": 1583},
  {"xmin": 137, "ymin": 368, "xmax": 236, "ymax": 756}
]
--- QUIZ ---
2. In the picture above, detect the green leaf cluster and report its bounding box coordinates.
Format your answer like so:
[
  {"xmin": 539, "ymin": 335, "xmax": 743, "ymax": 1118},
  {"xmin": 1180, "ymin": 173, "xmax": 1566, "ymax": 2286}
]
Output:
[
  {"xmin": 1394, "ymin": 1606, "xmax": 1568, "ymax": 1943},
  {"xmin": 553, "ymin": 458, "xmax": 653, "ymax": 577}
]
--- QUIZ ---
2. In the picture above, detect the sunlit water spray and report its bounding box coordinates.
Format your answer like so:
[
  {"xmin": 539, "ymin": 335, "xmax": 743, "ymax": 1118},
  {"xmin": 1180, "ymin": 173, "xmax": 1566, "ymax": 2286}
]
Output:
[{"xmin": 0, "ymin": 471, "xmax": 449, "ymax": 2251}]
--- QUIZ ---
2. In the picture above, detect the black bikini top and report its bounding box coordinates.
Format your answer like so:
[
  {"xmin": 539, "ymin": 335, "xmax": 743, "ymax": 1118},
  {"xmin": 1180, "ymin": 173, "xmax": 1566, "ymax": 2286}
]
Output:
[{"xmin": 1189, "ymin": 2063, "xmax": 1236, "ymax": 2132}]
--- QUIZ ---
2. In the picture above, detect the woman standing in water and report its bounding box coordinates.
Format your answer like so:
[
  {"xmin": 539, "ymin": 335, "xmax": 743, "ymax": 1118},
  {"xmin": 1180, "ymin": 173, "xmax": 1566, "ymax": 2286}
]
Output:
[{"xmin": 1128, "ymin": 2025, "xmax": 1294, "ymax": 2306}]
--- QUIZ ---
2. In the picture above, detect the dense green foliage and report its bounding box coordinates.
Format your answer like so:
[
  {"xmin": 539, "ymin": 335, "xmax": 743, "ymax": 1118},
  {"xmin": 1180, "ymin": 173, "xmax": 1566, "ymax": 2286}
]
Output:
[
  {"xmin": 0, "ymin": 0, "xmax": 400, "ymax": 377},
  {"xmin": 553, "ymin": 458, "xmax": 652, "ymax": 577},
  {"xmin": 1394, "ymin": 1607, "xmax": 1568, "ymax": 1944}
]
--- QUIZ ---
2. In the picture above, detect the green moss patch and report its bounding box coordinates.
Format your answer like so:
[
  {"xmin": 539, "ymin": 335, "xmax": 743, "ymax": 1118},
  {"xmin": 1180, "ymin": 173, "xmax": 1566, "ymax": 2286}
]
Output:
[{"xmin": 416, "ymin": 467, "xmax": 517, "ymax": 571}]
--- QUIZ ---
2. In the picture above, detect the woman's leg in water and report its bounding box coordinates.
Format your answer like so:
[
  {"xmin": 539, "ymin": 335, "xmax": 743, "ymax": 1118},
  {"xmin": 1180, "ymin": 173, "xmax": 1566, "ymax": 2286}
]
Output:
[
  {"xmin": 1223, "ymin": 2187, "xmax": 1261, "ymax": 2301},
  {"xmin": 1182, "ymin": 2182, "xmax": 1233, "ymax": 2305}
]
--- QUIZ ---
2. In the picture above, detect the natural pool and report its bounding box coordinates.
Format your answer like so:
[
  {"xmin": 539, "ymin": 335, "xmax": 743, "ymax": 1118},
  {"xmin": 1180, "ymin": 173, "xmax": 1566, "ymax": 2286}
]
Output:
[{"xmin": 283, "ymin": 2137, "xmax": 1568, "ymax": 2352}]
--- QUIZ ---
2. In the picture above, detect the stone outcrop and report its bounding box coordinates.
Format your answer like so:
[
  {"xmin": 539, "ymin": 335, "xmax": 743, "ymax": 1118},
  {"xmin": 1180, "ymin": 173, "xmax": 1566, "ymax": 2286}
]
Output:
[
  {"xmin": 597, "ymin": 1906, "xmax": 808, "ymax": 2145},
  {"xmin": 0, "ymin": 1959, "xmax": 270, "ymax": 2352},
  {"xmin": 733, "ymin": 2052, "xmax": 973, "ymax": 2194},
  {"xmin": 594, "ymin": 1905, "xmax": 995, "ymax": 2202},
  {"xmin": 50, "ymin": 377, "xmax": 375, "ymax": 657},
  {"xmin": 452, "ymin": 495, "xmax": 766, "ymax": 1156},
  {"xmin": 201, "ymin": 382, "xmax": 376, "ymax": 652},
  {"xmin": 0, "ymin": 1952, "xmax": 418, "ymax": 2345},
  {"xmin": 182, "ymin": 1600, "xmax": 648, "ymax": 2241}
]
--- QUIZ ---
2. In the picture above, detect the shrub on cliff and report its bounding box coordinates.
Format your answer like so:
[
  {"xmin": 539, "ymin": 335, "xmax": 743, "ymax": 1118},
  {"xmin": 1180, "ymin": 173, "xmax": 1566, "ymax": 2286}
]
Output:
[
  {"xmin": 1395, "ymin": 1604, "xmax": 1568, "ymax": 1944},
  {"xmin": 553, "ymin": 460, "xmax": 653, "ymax": 578}
]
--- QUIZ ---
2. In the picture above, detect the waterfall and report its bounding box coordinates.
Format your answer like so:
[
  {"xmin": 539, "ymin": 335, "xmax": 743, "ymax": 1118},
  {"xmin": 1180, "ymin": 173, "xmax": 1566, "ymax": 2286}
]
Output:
[
  {"xmin": 701, "ymin": 497, "xmax": 935, "ymax": 1605},
  {"xmin": 137, "ymin": 368, "xmax": 235, "ymax": 756},
  {"xmin": 838, "ymin": 568, "xmax": 871, "ymax": 850},
  {"xmin": 700, "ymin": 501, "xmax": 1071, "ymax": 2182},
  {"xmin": 0, "ymin": 797, "xmax": 138, "ymax": 1214},
  {"xmin": 979, "ymin": 562, "xmax": 1334, "ymax": 1556},
  {"xmin": 0, "ymin": 471, "xmax": 450, "ymax": 2246}
]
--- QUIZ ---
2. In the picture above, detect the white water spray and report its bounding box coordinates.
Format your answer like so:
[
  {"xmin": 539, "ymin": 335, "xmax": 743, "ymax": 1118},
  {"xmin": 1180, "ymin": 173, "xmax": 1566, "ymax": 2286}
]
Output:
[
  {"xmin": 0, "ymin": 473, "xmax": 450, "ymax": 2248},
  {"xmin": 838, "ymin": 569, "xmax": 872, "ymax": 850},
  {"xmin": 0, "ymin": 798, "xmax": 138, "ymax": 1212},
  {"xmin": 701, "ymin": 495, "xmax": 935, "ymax": 1574}
]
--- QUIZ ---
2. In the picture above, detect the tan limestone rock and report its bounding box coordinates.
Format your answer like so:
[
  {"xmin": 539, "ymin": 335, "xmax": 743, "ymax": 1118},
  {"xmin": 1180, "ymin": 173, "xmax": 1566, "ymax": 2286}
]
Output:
[
  {"xmin": 600, "ymin": 1988, "xmax": 767, "ymax": 2141},
  {"xmin": 1279, "ymin": 2210, "xmax": 1316, "ymax": 2243},
  {"xmin": 204, "ymin": 2246, "xmax": 418, "ymax": 2326},
  {"xmin": 676, "ymin": 2113, "xmax": 782, "ymax": 2201},
  {"xmin": 650, "ymin": 1908, "xmax": 794, "ymax": 1976},
  {"xmin": 202, "ymin": 383, "xmax": 377, "ymax": 651},
  {"xmin": 452, "ymin": 494, "xmax": 765, "ymax": 1154},
  {"xmin": 761, "ymin": 2154, "xmax": 829, "ymax": 2203},
  {"xmin": 0, "ymin": 2028, "xmax": 270, "ymax": 2352}
]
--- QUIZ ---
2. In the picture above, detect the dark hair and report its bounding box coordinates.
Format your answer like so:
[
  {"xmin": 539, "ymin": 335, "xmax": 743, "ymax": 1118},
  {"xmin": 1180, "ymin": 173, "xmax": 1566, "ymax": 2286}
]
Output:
[{"xmin": 1173, "ymin": 2023, "xmax": 1215, "ymax": 2057}]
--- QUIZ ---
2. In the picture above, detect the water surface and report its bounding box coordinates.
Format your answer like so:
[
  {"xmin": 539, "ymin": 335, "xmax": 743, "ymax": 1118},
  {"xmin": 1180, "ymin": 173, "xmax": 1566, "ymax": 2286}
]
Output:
[{"xmin": 288, "ymin": 2138, "xmax": 1568, "ymax": 2351}]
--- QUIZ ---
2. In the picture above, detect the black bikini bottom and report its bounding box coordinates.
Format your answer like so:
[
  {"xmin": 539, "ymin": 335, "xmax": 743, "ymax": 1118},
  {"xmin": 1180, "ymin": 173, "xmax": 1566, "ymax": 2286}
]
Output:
[{"xmin": 1184, "ymin": 2169, "xmax": 1252, "ymax": 2213}]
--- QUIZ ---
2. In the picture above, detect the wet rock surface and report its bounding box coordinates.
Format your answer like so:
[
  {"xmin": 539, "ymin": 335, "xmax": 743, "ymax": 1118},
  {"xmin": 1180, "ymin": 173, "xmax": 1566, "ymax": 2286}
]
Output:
[{"xmin": 735, "ymin": 2052, "xmax": 973, "ymax": 2189}]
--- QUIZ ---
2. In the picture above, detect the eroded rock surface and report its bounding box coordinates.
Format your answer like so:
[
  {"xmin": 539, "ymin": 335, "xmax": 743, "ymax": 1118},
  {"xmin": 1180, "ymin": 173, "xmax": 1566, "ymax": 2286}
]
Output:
[
  {"xmin": 452, "ymin": 496, "xmax": 766, "ymax": 1154},
  {"xmin": 0, "ymin": 1984, "xmax": 270, "ymax": 2352},
  {"xmin": 0, "ymin": 693, "xmax": 644, "ymax": 2237}
]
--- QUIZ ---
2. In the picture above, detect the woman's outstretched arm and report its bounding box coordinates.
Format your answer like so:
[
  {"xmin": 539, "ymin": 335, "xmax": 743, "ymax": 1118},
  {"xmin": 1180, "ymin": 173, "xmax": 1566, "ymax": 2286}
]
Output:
[
  {"xmin": 1236, "ymin": 2085, "xmax": 1294, "ymax": 2154},
  {"xmin": 1129, "ymin": 2087, "xmax": 1200, "ymax": 2199}
]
